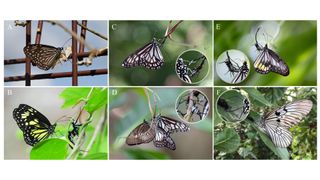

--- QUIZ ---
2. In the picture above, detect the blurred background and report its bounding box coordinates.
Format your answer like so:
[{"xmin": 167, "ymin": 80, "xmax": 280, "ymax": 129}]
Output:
[
  {"xmin": 109, "ymin": 21, "xmax": 212, "ymax": 86},
  {"xmin": 4, "ymin": 20, "xmax": 108, "ymax": 86},
  {"xmin": 109, "ymin": 87, "xmax": 212, "ymax": 159},
  {"xmin": 214, "ymin": 87, "xmax": 317, "ymax": 160},
  {"xmin": 214, "ymin": 21, "xmax": 317, "ymax": 86}
]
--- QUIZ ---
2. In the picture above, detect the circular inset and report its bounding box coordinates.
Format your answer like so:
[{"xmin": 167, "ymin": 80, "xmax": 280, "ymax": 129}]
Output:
[
  {"xmin": 216, "ymin": 89, "xmax": 250, "ymax": 122},
  {"xmin": 175, "ymin": 89, "xmax": 210, "ymax": 123},
  {"xmin": 216, "ymin": 50, "xmax": 250, "ymax": 84},
  {"xmin": 175, "ymin": 50, "xmax": 209, "ymax": 84}
]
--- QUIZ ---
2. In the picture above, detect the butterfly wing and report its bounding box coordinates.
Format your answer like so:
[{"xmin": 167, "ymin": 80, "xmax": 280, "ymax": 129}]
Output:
[
  {"xmin": 263, "ymin": 121, "xmax": 293, "ymax": 148},
  {"xmin": 156, "ymin": 115, "xmax": 190, "ymax": 134},
  {"xmin": 23, "ymin": 44, "xmax": 62, "ymax": 71},
  {"xmin": 153, "ymin": 127, "xmax": 176, "ymax": 150},
  {"xmin": 13, "ymin": 104, "xmax": 56, "ymax": 146},
  {"xmin": 254, "ymin": 45, "xmax": 289, "ymax": 76},
  {"xmin": 261, "ymin": 100, "xmax": 313, "ymax": 147},
  {"xmin": 122, "ymin": 39, "xmax": 164, "ymax": 70},
  {"xmin": 126, "ymin": 120, "xmax": 156, "ymax": 145}
]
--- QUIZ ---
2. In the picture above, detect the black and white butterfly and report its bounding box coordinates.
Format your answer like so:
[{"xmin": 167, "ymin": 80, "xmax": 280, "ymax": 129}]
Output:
[
  {"xmin": 254, "ymin": 27, "xmax": 289, "ymax": 76},
  {"xmin": 126, "ymin": 115, "xmax": 189, "ymax": 150},
  {"xmin": 122, "ymin": 38, "xmax": 165, "ymax": 70},
  {"xmin": 13, "ymin": 104, "xmax": 56, "ymax": 146},
  {"xmin": 67, "ymin": 118, "xmax": 82, "ymax": 148},
  {"xmin": 231, "ymin": 61, "xmax": 249, "ymax": 84},
  {"xmin": 23, "ymin": 44, "xmax": 63, "ymax": 71},
  {"xmin": 176, "ymin": 58, "xmax": 192, "ymax": 83},
  {"xmin": 258, "ymin": 100, "xmax": 312, "ymax": 148}
]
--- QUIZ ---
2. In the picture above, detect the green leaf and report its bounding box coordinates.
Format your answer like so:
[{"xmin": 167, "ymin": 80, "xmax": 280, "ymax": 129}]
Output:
[
  {"xmin": 214, "ymin": 128, "xmax": 240, "ymax": 153},
  {"xmin": 124, "ymin": 149, "xmax": 170, "ymax": 159},
  {"xmin": 243, "ymin": 88, "xmax": 272, "ymax": 107},
  {"xmin": 78, "ymin": 153, "xmax": 108, "ymax": 160},
  {"xmin": 30, "ymin": 138, "xmax": 69, "ymax": 160},
  {"xmin": 84, "ymin": 88, "xmax": 108, "ymax": 114},
  {"xmin": 59, "ymin": 87, "xmax": 91, "ymax": 108},
  {"xmin": 194, "ymin": 119, "xmax": 212, "ymax": 132}
]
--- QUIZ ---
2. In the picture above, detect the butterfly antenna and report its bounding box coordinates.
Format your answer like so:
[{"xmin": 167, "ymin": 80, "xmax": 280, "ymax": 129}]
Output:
[{"xmin": 61, "ymin": 37, "xmax": 72, "ymax": 49}]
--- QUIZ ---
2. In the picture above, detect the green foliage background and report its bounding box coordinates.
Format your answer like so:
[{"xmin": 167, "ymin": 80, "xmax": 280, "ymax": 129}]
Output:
[
  {"xmin": 18, "ymin": 87, "xmax": 108, "ymax": 160},
  {"xmin": 214, "ymin": 21, "xmax": 317, "ymax": 86},
  {"xmin": 109, "ymin": 21, "xmax": 212, "ymax": 86},
  {"xmin": 214, "ymin": 87, "xmax": 317, "ymax": 160}
]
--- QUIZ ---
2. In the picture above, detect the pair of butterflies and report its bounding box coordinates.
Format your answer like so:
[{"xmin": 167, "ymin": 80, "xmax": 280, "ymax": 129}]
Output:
[
  {"xmin": 126, "ymin": 115, "xmax": 190, "ymax": 150},
  {"xmin": 13, "ymin": 104, "xmax": 81, "ymax": 147},
  {"xmin": 220, "ymin": 51, "xmax": 250, "ymax": 84}
]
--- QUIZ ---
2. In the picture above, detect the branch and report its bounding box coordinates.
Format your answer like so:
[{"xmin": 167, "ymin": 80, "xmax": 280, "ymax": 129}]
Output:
[{"xmin": 76, "ymin": 21, "xmax": 108, "ymax": 41}]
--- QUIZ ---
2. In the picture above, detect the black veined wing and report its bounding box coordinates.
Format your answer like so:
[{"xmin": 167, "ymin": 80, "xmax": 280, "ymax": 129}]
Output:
[
  {"xmin": 231, "ymin": 61, "xmax": 249, "ymax": 84},
  {"xmin": 12, "ymin": 104, "xmax": 56, "ymax": 146},
  {"xmin": 125, "ymin": 120, "xmax": 156, "ymax": 146},
  {"xmin": 219, "ymin": 51, "xmax": 240, "ymax": 77},
  {"xmin": 153, "ymin": 127, "xmax": 176, "ymax": 150},
  {"xmin": 259, "ymin": 100, "xmax": 313, "ymax": 147},
  {"xmin": 67, "ymin": 119, "xmax": 82, "ymax": 148},
  {"xmin": 122, "ymin": 38, "xmax": 164, "ymax": 70},
  {"xmin": 155, "ymin": 115, "xmax": 190, "ymax": 134},
  {"xmin": 254, "ymin": 27, "xmax": 289, "ymax": 76},
  {"xmin": 23, "ymin": 44, "xmax": 63, "ymax": 71}
]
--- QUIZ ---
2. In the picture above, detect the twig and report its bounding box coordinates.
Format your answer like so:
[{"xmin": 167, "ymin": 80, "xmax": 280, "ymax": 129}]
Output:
[
  {"xmin": 44, "ymin": 20, "xmax": 95, "ymax": 51},
  {"xmin": 82, "ymin": 106, "xmax": 107, "ymax": 157},
  {"xmin": 76, "ymin": 21, "xmax": 108, "ymax": 41},
  {"xmin": 144, "ymin": 88, "xmax": 154, "ymax": 117},
  {"xmin": 185, "ymin": 90, "xmax": 195, "ymax": 122}
]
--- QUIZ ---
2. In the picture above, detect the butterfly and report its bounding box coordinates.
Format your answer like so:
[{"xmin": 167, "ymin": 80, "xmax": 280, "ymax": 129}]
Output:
[
  {"xmin": 23, "ymin": 44, "xmax": 63, "ymax": 71},
  {"xmin": 126, "ymin": 115, "xmax": 190, "ymax": 150},
  {"xmin": 67, "ymin": 119, "xmax": 82, "ymax": 147},
  {"xmin": 258, "ymin": 100, "xmax": 313, "ymax": 148},
  {"xmin": 126, "ymin": 120, "xmax": 156, "ymax": 146},
  {"xmin": 254, "ymin": 27, "xmax": 289, "ymax": 76},
  {"xmin": 122, "ymin": 38, "xmax": 165, "ymax": 70},
  {"xmin": 219, "ymin": 51, "xmax": 241, "ymax": 77},
  {"xmin": 12, "ymin": 104, "xmax": 56, "ymax": 146},
  {"xmin": 231, "ymin": 61, "xmax": 249, "ymax": 84}
]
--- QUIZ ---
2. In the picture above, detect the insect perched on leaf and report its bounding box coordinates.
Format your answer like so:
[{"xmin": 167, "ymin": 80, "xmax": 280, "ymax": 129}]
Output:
[
  {"xmin": 23, "ymin": 44, "xmax": 65, "ymax": 71},
  {"xmin": 257, "ymin": 100, "xmax": 312, "ymax": 148},
  {"xmin": 67, "ymin": 119, "xmax": 82, "ymax": 148},
  {"xmin": 122, "ymin": 38, "xmax": 165, "ymax": 70},
  {"xmin": 12, "ymin": 104, "xmax": 56, "ymax": 146},
  {"xmin": 254, "ymin": 27, "xmax": 289, "ymax": 76},
  {"xmin": 126, "ymin": 115, "xmax": 190, "ymax": 150}
]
